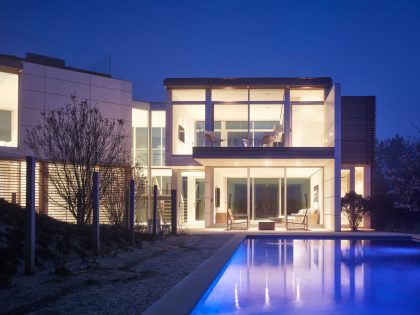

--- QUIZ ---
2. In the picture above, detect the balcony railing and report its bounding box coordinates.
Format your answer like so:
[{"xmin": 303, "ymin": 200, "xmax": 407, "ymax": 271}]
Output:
[{"xmin": 197, "ymin": 129, "xmax": 284, "ymax": 148}]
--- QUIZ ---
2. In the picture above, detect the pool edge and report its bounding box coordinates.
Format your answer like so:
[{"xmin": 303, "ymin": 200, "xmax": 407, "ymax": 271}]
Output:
[{"xmin": 142, "ymin": 234, "xmax": 245, "ymax": 315}]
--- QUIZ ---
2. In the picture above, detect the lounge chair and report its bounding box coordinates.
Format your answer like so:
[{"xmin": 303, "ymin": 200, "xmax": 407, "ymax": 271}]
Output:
[
  {"xmin": 204, "ymin": 131, "xmax": 225, "ymax": 147},
  {"xmin": 227, "ymin": 208, "xmax": 249, "ymax": 230},
  {"xmin": 286, "ymin": 208, "xmax": 309, "ymax": 230}
]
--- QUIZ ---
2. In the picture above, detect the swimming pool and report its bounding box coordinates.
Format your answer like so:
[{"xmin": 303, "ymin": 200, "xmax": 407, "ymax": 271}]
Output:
[{"xmin": 191, "ymin": 237, "xmax": 420, "ymax": 315}]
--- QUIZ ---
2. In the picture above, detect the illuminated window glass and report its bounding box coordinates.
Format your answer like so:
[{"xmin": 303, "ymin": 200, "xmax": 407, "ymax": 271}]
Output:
[{"xmin": 0, "ymin": 71, "xmax": 18, "ymax": 147}]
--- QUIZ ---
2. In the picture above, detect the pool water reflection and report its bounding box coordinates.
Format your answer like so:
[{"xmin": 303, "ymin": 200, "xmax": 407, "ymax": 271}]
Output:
[{"xmin": 191, "ymin": 238, "xmax": 420, "ymax": 315}]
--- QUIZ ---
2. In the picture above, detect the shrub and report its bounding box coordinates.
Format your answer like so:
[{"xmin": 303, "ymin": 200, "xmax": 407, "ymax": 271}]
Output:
[{"xmin": 341, "ymin": 191, "xmax": 371, "ymax": 231}]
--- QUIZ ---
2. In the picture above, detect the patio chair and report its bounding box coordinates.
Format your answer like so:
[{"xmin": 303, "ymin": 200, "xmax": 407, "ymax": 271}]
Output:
[
  {"xmin": 286, "ymin": 208, "xmax": 309, "ymax": 231},
  {"xmin": 261, "ymin": 133, "xmax": 276, "ymax": 147},
  {"xmin": 204, "ymin": 131, "xmax": 225, "ymax": 147},
  {"xmin": 227, "ymin": 209, "xmax": 249, "ymax": 230}
]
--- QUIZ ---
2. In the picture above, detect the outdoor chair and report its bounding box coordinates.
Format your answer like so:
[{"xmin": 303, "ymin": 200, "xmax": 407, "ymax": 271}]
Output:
[
  {"xmin": 227, "ymin": 208, "xmax": 249, "ymax": 230},
  {"xmin": 204, "ymin": 130, "xmax": 225, "ymax": 147},
  {"xmin": 286, "ymin": 208, "xmax": 309, "ymax": 231},
  {"xmin": 261, "ymin": 133, "xmax": 275, "ymax": 147}
]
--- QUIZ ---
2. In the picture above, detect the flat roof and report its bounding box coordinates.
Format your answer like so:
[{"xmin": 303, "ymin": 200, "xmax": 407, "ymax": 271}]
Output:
[
  {"xmin": 164, "ymin": 77, "xmax": 332, "ymax": 88},
  {"xmin": 0, "ymin": 53, "xmax": 112, "ymax": 78}
]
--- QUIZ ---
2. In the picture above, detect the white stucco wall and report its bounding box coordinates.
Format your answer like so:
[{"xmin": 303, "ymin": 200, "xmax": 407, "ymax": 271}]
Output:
[
  {"xmin": 0, "ymin": 61, "xmax": 132, "ymax": 158},
  {"xmin": 323, "ymin": 84, "xmax": 341, "ymax": 231}
]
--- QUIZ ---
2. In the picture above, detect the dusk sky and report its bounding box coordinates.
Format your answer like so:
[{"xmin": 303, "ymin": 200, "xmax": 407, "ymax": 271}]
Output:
[{"xmin": 1, "ymin": 0, "xmax": 419, "ymax": 139}]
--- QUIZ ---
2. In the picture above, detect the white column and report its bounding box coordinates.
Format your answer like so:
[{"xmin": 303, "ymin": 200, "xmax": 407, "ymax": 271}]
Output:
[
  {"xmin": 204, "ymin": 166, "xmax": 215, "ymax": 227},
  {"xmin": 349, "ymin": 166, "xmax": 355, "ymax": 192},
  {"xmin": 247, "ymin": 168, "xmax": 251, "ymax": 220},
  {"xmin": 333, "ymin": 83, "xmax": 342, "ymax": 231},
  {"xmin": 363, "ymin": 165, "xmax": 372, "ymax": 228}
]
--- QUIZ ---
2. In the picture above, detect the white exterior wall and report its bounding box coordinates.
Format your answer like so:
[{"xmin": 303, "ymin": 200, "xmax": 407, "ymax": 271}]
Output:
[
  {"xmin": 0, "ymin": 61, "xmax": 132, "ymax": 158},
  {"xmin": 309, "ymin": 168, "xmax": 324, "ymax": 225},
  {"xmin": 324, "ymin": 84, "xmax": 341, "ymax": 231}
]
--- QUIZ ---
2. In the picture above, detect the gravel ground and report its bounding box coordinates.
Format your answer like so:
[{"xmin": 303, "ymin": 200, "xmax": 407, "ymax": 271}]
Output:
[{"xmin": 0, "ymin": 234, "xmax": 233, "ymax": 315}]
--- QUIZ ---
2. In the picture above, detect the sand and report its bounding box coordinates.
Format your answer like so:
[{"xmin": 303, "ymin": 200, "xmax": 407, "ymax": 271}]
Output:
[{"xmin": 0, "ymin": 234, "xmax": 232, "ymax": 314}]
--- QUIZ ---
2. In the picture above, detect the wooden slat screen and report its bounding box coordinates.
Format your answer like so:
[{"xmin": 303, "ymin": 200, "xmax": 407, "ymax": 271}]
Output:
[{"xmin": 341, "ymin": 96, "xmax": 376, "ymax": 165}]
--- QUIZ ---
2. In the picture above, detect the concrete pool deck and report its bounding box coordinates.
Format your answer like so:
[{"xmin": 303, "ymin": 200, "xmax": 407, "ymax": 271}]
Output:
[{"xmin": 143, "ymin": 231, "xmax": 416, "ymax": 315}]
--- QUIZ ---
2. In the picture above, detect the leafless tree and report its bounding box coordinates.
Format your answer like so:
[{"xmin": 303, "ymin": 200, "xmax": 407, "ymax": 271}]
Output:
[
  {"xmin": 104, "ymin": 163, "xmax": 145, "ymax": 226},
  {"xmin": 25, "ymin": 95, "xmax": 137, "ymax": 226}
]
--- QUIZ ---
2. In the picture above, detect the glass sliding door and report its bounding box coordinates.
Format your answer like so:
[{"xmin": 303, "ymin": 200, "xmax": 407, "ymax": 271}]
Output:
[
  {"xmin": 286, "ymin": 178, "xmax": 310, "ymax": 215},
  {"xmin": 195, "ymin": 178, "xmax": 205, "ymax": 220},
  {"xmin": 250, "ymin": 168, "xmax": 284, "ymax": 219},
  {"xmin": 227, "ymin": 178, "xmax": 247, "ymax": 215},
  {"xmin": 252, "ymin": 178, "xmax": 279, "ymax": 219},
  {"xmin": 181, "ymin": 171, "xmax": 205, "ymax": 225},
  {"xmin": 215, "ymin": 167, "xmax": 322, "ymax": 223}
]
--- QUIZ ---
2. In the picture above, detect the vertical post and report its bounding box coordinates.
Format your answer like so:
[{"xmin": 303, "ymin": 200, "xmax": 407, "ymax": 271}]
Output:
[
  {"xmin": 204, "ymin": 88, "xmax": 213, "ymax": 147},
  {"xmin": 284, "ymin": 88, "xmax": 291, "ymax": 147},
  {"xmin": 152, "ymin": 185, "xmax": 158, "ymax": 237},
  {"xmin": 125, "ymin": 188, "xmax": 130, "ymax": 228},
  {"xmin": 284, "ymin": 167, "xmax": 288, "ymax": 230},
  {"xmin": 92, "ymin": 172, "xmax": 100, "ymax": 255},
  {"xmin": 25, "ymin": 156, "xmax": 36, "ymax": 275},
  {"xmin": 129, "ymin": 179, "xmax": 135, "ymax": 242},
  {"xmin": 171, "ymin": 189, "xmax": 177, "ymax": 235}
]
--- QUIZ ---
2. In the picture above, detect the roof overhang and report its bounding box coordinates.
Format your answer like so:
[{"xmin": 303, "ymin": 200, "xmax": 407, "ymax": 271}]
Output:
[
  {"xmin": 164, "ymin": 77, "xmax": 332, "ymax": 89},
  {"xmin": 193, "ymin": 158, "xmax": 334, "ymax": 167},
  {"xmin": 192, "ymin": 147, "xmax": 335, "ymax": 167}
]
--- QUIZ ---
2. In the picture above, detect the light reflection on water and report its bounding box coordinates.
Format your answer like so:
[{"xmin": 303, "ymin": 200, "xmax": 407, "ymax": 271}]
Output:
[{"xmin": 191, "ymin": 238, "xmax": 420, "ymax": 315}]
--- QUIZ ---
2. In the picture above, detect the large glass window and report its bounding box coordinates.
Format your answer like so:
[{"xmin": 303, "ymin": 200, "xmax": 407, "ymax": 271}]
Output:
[
  {"xmin": 286, "ymin": 168, "xmax": 322, "ymax": 216},
  {"xmin": 355, "ymin": 167, "xmax": 364, "ymax": 196},
  {"xmin": 132, "ymin": 108, "xmax": 149, "ymax": 166},
  {"xmin": 290, "ymin": 89, "xmax": 324, "ymax": 102},
  {"xmin": 292, "ymin": 104, "xmax": 324, "ymax": 147},
  {"xmin": 0, "ymin": 71, "xmax": 18, "ymax": 147},
  {"xmin": 341, "ymin": 169, "xmax": 350, "ymax": 197},
  {"xmin": 151, "ymin": 168, "xmax": 172, "ymax": 195},
  {"xmin": 250, "ymin": 104, "xmax": 284, "ymax": 147},
  {"xmin": 216, "ymin": 167, "xmax": 322, "ymax": 220},
  {"xmin": 172, "ymin": 89, "xmax": 205, "ymax": 101},
  {"xmin": 181, "ymin": 171, "xmax": 205, "ymax": 224},
  {"xmin": 172, "ymin": 104, "xmax": 205, "ymax": 154},
  {"xmin": 214, "ymin": 104, "xmax": 248, "ymax": 147},
  {"xmin": 212, "ymin": 89, "xmax": 248, "ymax": 102},
  {"xmin": 195, "ymin": 178, "xmax": 205, "ymax": 220},
  {"xmin": 253, "ymin": 178, "xmax": 279, "ymax": 219},
  {"xmin": 286, "ymin": 178, "xmax": 310, "ymax": 215},
  {"xmin": 227, "ymin": 178, "xmax": 248, "ymax": 215},
  {"xmin": 250, "ymin": 89, "xmax": 284, "ymax": 101},
  {"xmin": 195, "ymin": 121, "xmax": 222, "ymax": 147},
  {"xmin": 151, "ymin": 111, "xmax": 166, "ymax": 166}
]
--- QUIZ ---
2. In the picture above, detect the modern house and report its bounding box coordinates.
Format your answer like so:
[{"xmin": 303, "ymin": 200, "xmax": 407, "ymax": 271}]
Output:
[{"xmin": 0, "ymin": 53, "xmax": 375, "ymax": 231}]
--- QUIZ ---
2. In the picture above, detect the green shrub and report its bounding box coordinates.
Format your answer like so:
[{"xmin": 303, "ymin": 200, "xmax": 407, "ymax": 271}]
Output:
[{"xmin": 341, "ymin": 191, "xmax": 371, "ymax": 231}]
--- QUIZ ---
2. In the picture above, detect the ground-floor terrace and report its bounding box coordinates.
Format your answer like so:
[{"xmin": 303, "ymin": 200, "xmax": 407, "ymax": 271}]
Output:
[
  {"xmin": 0, "ymin": 157, "xmax": 370, "ymax": 231},
  {"xmin": 147, "ymin": 157, "xmax": 371, "ymax": 232}
]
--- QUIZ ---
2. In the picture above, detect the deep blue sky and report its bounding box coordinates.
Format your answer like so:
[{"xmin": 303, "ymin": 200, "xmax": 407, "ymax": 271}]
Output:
[{"xmin": 1, "ymin": 0, "xmax": 419, "ymax": 139}]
